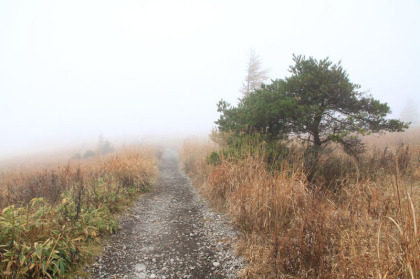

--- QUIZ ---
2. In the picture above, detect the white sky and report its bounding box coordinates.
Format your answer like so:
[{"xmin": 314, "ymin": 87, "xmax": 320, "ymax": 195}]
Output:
[{"xmin": 1, "ymin": 0, "xmax": 419, "ymax": 159}]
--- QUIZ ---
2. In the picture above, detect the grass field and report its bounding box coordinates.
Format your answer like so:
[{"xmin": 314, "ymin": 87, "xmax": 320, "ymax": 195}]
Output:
[
  {"xmin": 0, "ymin": 146, "xmax": 158, "ymax": 278},
  {"xmin": 180, "ymin": 128, "xmax": 420, "ymax": 278}
]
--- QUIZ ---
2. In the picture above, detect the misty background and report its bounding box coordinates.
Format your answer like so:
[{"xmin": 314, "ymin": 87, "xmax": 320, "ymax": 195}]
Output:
[{"xmin": 1, "ymin": 0, "xmax": 419, "ymax": 160}]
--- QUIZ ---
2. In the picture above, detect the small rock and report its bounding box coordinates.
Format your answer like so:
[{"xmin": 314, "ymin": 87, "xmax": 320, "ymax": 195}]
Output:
[{"xmin": 135, "ymin": 263, "xmax": 146, "ymax": 272}]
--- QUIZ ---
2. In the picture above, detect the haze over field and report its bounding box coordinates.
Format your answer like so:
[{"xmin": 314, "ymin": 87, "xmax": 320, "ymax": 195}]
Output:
[{"xmin": 1, "ymin": 0, "xmax": 419, "ymax": 159}]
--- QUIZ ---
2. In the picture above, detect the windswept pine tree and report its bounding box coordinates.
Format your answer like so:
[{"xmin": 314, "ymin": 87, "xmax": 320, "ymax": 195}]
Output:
[{"xmin": 217, "ymin": 55, "xmax": 409, "ymax": 155}]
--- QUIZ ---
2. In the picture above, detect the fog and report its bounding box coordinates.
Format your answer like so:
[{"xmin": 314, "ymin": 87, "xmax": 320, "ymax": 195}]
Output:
[{"xmin": 1, "ymin": 0, "xmax": 419, "ymax": 160}]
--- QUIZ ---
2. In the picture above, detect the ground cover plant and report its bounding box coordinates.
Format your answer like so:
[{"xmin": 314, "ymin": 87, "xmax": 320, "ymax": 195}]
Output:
[
  {"xmin": 181, "ymin": 129, "xmax": 420, "ymax": 278},
  {"xmin": 0, "ymin": 146, "xmax": 158, "ymax": 278}
]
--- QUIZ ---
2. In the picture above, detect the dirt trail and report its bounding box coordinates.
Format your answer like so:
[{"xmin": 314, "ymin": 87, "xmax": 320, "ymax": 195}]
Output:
[{"xmin": 90, "ymin": 148, "xmax": 242, "ymax": 278}]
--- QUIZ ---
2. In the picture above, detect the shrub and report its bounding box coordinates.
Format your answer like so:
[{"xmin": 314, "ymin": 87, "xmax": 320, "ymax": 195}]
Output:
[
  {"xmin": 82, "ymin": 150, "xmax": 95, "ymax": 159},
  {"xmin": 0, "ymin": 146, "xmax": 158, "ymax": 277},
  {"xmin": 181, "ymin": 130, "xmax": 420, "ymax": 278}
]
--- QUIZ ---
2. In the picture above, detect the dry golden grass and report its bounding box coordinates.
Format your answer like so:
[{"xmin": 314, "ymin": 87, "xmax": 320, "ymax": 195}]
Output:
[
  {"xmin": 0, "ymin": 145, "xmax": 158, "ymax": 278},
  {"xmin": 180, "ymin": 138, "xmax": 218, "ymax": 189},
  {"xmin": 180, "ymin": 128, "xmax": 420, "ymax": 278},
  {"xmin": 101, "ymin": 146, "xmax": 158, "ymax": 190},
  {"xmin": 0, "ymin": 146, "xmax": 158, "ymax": 209}
]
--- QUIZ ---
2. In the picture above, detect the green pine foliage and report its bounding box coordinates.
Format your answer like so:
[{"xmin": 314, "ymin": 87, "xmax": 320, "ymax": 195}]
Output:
[{"xmin": 216, "ymin": 55, "xmax": 409, "ymax": 155}]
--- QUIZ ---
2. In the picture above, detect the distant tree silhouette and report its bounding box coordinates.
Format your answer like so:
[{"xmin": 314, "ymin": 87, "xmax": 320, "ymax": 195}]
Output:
[
  {"xmin": 97, "ymin": 134, "xmax": 114, "ymax": 155},
  {"xmin": 83, "ymin": 149, "xmax": 95, "ymax": 159},
  {"xmin": 240, "ymin": 50, "xmax": 270, "ymax": 98}
]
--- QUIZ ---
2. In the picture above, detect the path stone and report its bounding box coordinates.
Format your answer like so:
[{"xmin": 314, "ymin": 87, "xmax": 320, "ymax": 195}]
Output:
[{"xmin": 89, "ymin": 148, "xmax": 243, "ymax": 278}]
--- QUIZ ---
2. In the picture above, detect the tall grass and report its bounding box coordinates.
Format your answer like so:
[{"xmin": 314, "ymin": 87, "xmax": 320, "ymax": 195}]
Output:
[
  {"xmin": 180, "ymin": 130, "xmax": 420, "ymax": 278},
  {"xmin": 0, "ymin": 146, "xmax": 158, "ymax": 278}
]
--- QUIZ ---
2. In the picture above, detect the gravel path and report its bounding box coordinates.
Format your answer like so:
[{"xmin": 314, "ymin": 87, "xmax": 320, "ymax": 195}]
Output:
[{"xmin": 90, "ymin": 148, "xmax": 243, "ymax": 278}]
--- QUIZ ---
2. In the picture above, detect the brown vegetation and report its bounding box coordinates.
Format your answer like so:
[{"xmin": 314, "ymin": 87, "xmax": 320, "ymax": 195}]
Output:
[
  {"xmin": 180, "ymin": 129, "xmax": 420, "ymax": 278},
  {"xmin": 0, "ymin": 146, "xmax": 158, "ymax": 278}
]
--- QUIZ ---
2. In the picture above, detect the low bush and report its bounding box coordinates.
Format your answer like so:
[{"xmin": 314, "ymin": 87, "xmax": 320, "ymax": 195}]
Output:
[
  {"xmin": 181, "ymin": 131, "xmax": 420, "ymax": 278},
  {"xmin": 0, "ymin": 146, "xmax": 158, "ymax": 278}
]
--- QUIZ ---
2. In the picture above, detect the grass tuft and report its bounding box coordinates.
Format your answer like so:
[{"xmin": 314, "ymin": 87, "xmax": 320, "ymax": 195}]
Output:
[
  {"xmin": 0, "ymin": 146, "xmax": 158, "ymax": 278},
  {"xmin": 180, "ymin": 129, "xmax": 420, "ymax": 278}
]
